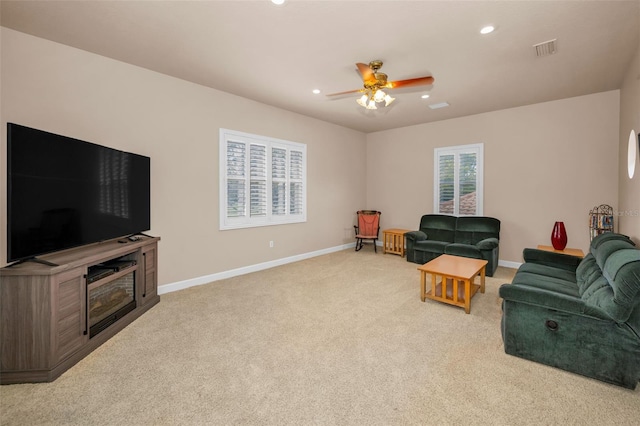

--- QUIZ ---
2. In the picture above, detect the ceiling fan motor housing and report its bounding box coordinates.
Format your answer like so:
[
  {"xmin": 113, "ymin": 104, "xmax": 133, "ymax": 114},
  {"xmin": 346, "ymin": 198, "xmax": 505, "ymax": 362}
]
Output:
[
  {"xmin": 374, "ymin": 73, "xmax": 388, "ymax": 86},
  {"xmin": 369, "ymin": 60, "xmax": 384, "ymax": 71}
]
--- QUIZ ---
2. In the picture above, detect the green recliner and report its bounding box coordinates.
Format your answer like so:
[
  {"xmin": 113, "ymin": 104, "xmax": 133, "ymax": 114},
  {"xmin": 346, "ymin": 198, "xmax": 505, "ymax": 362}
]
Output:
[
  {"xmin": 499, "ymin": 232, "xmax": 640, "ymax": 389},
  {"xmin": 405, "ymin": 214, "xmax": 500, "ymax": 277}
]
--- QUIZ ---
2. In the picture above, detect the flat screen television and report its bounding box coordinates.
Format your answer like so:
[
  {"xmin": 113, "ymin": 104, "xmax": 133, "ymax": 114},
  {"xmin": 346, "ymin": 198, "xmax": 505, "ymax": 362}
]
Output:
[{"xmin": 7, "ymin": 123, "xmax": 151, "ymax": 263}]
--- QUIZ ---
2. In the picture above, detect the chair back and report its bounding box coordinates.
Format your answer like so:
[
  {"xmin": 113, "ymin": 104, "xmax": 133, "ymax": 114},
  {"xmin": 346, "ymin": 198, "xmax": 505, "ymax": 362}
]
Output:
[{"xmin": 356, "ymin": 210, "xmax": 381, "ymax": 238}]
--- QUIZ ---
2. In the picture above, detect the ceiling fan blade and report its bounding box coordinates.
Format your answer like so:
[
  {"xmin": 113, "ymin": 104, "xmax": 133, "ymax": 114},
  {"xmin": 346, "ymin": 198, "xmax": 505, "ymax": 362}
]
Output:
[
  {"xmin": 386, "ymin": 76, "xmax": 434, "ymax": 89},
  {"xmin": 326, "ymin": 88, "xmax": 364, "ymax": 97},
  {"xmin": 356, "ymin": 62, "xmax": 376, "ymax": 84}
]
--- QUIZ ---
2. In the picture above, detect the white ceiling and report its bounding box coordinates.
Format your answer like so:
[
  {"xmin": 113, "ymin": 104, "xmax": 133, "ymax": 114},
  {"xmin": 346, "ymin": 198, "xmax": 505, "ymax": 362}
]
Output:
[{"xmin": 2, "ymin": 0, "xmax": 639, "ymax": 133}]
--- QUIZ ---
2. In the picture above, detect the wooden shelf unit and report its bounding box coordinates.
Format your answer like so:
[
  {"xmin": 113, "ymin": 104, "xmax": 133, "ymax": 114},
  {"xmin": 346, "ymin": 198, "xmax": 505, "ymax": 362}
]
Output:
[
  {"xmin": 0, "ymin": 235, "xmax": 160, "ymax": 384},
  {"xmin": 589, "ymin": 204, "xmax": 614, "ymax": 241}
]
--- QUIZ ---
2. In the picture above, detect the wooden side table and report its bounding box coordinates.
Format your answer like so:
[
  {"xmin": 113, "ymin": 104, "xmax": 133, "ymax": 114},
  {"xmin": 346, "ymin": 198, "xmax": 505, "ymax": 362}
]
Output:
[
  {"xmin": 382, "ymin": 228, "xmax": 410, "ymax": 257},
  {"xmin": 536, "ymin": 245, "xmax": 585, "ymax": 258}
]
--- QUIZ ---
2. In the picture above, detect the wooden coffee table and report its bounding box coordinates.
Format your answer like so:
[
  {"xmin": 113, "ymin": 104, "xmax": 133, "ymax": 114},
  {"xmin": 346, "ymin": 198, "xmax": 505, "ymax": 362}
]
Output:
[{"xmin": 418, "ymin": 254, "xmax": 488, "ymax": 314}]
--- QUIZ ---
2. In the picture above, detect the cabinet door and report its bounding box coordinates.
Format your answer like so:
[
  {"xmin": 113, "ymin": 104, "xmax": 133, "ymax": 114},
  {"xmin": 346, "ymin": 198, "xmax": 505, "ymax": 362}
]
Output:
[
  {"xmin": 140, "ymin": 244, "xmax": 158, "ymax": 305},
  {"xmin": 54, "ymin": 267, "xmax": 86, "ymax": 363}
]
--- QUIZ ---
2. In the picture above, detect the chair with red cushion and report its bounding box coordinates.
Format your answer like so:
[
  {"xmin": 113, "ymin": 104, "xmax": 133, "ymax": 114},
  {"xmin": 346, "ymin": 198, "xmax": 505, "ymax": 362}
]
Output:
[{"xmin": 354, "ymin": 210, "xmax": 381, "ymax": 252}]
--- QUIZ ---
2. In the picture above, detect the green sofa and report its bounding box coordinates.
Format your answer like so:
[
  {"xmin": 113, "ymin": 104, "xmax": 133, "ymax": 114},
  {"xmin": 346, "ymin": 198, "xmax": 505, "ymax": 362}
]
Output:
[
  {"xmin": 405, "ymin": 214, "xmax": 501, "ymax": 277},
  {"xmin": 499, "ymin": 232, "xmax": 640, "ymax": 389}
]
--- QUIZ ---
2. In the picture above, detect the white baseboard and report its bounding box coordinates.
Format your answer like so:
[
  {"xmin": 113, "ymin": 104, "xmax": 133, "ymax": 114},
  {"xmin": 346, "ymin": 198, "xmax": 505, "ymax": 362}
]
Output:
[
  {"xmin": 158, "ymin": 242, "xmax": 357, "ymax": 295},
  {"xmin": 498, "ymin": 259, "xmax": 522, "ymax": 269},
  {"xmin": 159, "ymin": 243, "xmax": 521, "ymax": 295}
]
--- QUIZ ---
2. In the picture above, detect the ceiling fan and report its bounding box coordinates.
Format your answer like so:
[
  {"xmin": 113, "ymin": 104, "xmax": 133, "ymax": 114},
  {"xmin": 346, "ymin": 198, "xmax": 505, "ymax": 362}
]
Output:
[{"xmin": 327, "ymin": 60, "xmax": 435, "ymax": 109}]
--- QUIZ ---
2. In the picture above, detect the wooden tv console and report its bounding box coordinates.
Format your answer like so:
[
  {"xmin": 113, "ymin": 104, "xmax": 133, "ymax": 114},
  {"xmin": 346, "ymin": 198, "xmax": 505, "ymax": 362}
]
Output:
[{"xmin": 0, "ymin": 235, "xmax": 160, "ymax": 384}]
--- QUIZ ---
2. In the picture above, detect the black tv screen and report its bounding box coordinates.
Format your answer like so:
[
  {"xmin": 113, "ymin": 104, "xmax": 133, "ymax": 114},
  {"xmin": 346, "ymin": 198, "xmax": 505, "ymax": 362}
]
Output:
[{"xmin": 7, "ymin": 123, "xmax": 151, "ymax": 263}]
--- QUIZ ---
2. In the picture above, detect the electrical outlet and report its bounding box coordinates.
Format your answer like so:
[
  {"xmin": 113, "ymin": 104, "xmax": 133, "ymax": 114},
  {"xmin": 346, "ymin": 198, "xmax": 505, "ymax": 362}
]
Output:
[{"xmin": 269, "ymin": 240, "xmax": 274, "ymax": 248}]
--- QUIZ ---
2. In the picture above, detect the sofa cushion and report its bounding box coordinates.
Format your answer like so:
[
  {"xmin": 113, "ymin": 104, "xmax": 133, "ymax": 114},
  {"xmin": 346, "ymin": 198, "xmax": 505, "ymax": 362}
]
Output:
[
  {"xmin": 594, "ymin": 240, "xmax": 634, "ymax": 270},
  {"xmin": 413, "ymin": 240, "xmax": 449, "ymax": 254},
  {"xmin": 602, "ymin": 251, "xmax": 640, "ymax": 317},
  {"xmin": 578, "ymin": 239, "xmax": 640, "ymax": 323},
  {"xmin": 419, "ymin": 214, "xmax": 457, "ymax": 243},
  {"xmin": 580, "ymin": 274, "xmax": 611, "ymax": 301},
  {"xmin": 590, "ymin": 232, "xmax": 635, "ymax": 249},
  {"xmin": 454, "ymin": 216, "xmax": 500, "ymax": 245},
  {"xmin": 444, "ymin": 243, "xmax": 482, "ymax": 259},
  {"xmin": 576, "ymin": 254, "xmax": 600, "ymax": 294}
]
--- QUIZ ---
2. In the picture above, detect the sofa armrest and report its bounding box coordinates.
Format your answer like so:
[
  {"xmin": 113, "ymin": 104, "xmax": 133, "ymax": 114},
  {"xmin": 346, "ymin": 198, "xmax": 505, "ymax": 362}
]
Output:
[
  {"xmin": 499, "ymin": 283, "xmax": 611, "ymax": 320},
  {"xmin": 500, "ymin": 283, "xmax": 583, "ymax": 313},
  {"xmin": 476, "ymin": 237, "xmax": 499, "ymax": 250},
  {"xmin": 522, "ymin": 248, "xmax": 582, "ymax": 272},
  {"xmin": 405, "ymin": 230, "xmax": 427, "ymax": 243},
  {"xmin": 498, "ymin": 284, "xmax": 612, "ymax": 321}
]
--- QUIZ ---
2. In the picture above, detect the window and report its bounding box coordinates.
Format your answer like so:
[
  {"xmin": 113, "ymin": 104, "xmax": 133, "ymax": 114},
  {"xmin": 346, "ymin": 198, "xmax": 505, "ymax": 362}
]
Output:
[
  {"xmin": 220, "ymin": 129, "xmax": 307, "ymax": 230},
  {"xmin": 434, "ymin": 143, "xmax": 483, "ymax": 216}
]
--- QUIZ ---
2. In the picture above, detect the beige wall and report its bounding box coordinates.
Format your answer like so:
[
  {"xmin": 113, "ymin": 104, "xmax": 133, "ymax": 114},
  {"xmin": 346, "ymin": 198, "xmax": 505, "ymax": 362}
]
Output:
[
  {"xmin": 366, "ymin": 91, "xmax": 620, "ymax": 263},
  {"xmin": 0, "ymin": 26, "xmax": 631, "ymax": 285},
  {"xmin": 618, "ymin": 37, "xmax": 640, "ymax": 243},
  {"xmin": 0, "ymin": 29, "xmax": 367, "ymax": 287}
]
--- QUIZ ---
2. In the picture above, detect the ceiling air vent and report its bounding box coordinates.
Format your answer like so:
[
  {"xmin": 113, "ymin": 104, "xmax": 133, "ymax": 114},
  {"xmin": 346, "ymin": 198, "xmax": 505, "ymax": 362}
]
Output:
[
  {"xmin": 533, "ymin": 39, "xmax": 557, "ymax": 57},
  {"xmin": 428, "ymin": 102, "xmax": 450, "ymax": 110}
]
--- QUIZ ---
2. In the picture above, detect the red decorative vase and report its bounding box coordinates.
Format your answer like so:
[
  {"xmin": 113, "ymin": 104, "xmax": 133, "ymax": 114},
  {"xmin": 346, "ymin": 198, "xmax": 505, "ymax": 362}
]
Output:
[{"xmin": 551, "ymin": 221, "xmax": 568, "ymax": 250}]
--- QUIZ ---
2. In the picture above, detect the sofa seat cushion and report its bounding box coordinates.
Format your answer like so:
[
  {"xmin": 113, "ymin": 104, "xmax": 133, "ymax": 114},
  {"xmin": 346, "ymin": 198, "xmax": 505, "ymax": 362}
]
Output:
[
  {"xmin": 444, "ymin": 243, "xmax": 482, "ymax": 259},
  {"xmin": 413, "ymin": 240, "xmax": 449, "ymax": 254}
]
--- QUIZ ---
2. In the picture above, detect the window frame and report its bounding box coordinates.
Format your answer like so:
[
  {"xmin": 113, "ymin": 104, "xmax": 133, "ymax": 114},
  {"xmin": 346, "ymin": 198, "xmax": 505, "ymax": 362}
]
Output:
[
  {"xmin": 433, "ymin": 143, "xmax": 484, "ymax": 216},
  {"xmin": 219, "ymin": 128, "xmax": 307, "ymax": 230}
]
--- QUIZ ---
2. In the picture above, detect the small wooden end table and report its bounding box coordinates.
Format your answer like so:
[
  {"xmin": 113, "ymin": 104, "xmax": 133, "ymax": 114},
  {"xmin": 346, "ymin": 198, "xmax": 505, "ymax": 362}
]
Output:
[
  {"xmin": 418, "ymin": 254, "xmax": 488, "ymax": 314},
  {"xmin": 382, "ymin": 228, "xmax": 410, "ymax": 257},
  {"xmin": 536, "ymin": 245, "xmax": 585, "ymax": 258}
]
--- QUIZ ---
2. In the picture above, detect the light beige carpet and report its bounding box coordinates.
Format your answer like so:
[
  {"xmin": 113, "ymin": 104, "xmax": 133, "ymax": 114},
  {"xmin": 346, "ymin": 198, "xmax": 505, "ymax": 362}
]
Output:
[{"xmin": 1, "ymin": 249, "xmax": 639, "ymax": 425}]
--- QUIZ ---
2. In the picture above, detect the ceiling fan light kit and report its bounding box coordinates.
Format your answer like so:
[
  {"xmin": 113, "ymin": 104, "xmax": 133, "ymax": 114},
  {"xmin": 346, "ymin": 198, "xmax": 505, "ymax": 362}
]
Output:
[{"xmin": 327, "ymin": 60, "xmax": 433, "ymax": 110}]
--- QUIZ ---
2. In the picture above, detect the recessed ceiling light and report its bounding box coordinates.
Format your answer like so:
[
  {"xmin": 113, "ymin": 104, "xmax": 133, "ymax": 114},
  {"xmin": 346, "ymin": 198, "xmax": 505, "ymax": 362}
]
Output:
[
  {"xmin": 480, "ymin": 25, "xmax": 495, "ymax": 35},
  {"xmin": 271, "ymin": 0, "xmax": 285, "ymax": 5},
  {"xmin": 312, "ymin": 89, "xmax": 321, "ymax": 94},
  {"xmin": 421, "ymin": 94, "xmax": 430, "ymax": 99}
]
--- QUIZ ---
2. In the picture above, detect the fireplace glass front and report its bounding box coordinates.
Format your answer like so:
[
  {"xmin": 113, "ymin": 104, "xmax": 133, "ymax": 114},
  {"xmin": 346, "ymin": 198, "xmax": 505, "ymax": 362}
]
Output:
[{"xmin": 88, "ymin": 271, "xmax": 136, "ymax": 337}]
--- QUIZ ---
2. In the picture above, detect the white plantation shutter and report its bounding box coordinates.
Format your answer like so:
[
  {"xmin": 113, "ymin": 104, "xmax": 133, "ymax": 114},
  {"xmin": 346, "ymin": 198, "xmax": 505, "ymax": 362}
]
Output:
[
  {"xmin": 250, "ymin": 144, "xmax": 267, "ymax": 217},
  {"xmin": 220, "ymin": 129, "xmax": 306, "ymax": 229},
  {"xmin": 271, "ymin": 147, "xmax": 287, "ymax": 216},
  {"xmin": 226, "ymin": 141, "xmax": 246, "ymax": 218},
  {"xmin": 438, "ymin": 154, "xmax": 455, "ymax": 214},
  {"xmin": 289, "ymin": 150, "xmax": 303, "ymax": 215},
  {"xmin": 458, "ymin": 152, "xmax": 478, "ymax": 215},
  {"xmin": 434, "ymin": 144, "xmax": 483, "ymax": 216}
]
